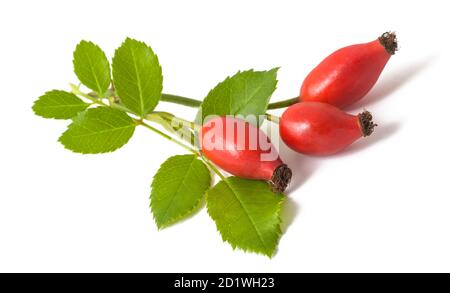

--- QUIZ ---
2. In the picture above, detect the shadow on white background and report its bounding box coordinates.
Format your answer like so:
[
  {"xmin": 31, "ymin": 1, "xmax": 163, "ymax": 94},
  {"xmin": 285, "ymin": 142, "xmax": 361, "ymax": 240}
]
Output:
[{"xmin": 277, "ymin": 57, "xmax": 435, "ymax": 234}]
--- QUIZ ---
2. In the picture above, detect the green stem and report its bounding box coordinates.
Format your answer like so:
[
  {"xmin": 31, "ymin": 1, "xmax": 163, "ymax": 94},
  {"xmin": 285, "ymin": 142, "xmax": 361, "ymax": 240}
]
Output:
[
  {"xmin": 76, "ymin": 85, "xmax": 226, "ymax": 179},
  {"xmin": 86, "ymin": 88, "xmax": 200, "ymax": 131},
  {"xmin": 149, "ymin": 111, "xmax": 200, "ymax": 132},
  {"xmin": 173, "ymin": 125, "xmax": 196, "ymax": 147},
  {"xmin": 136, "ymin": 120, "xmax": 198, "ymax": 154},
  {"xmin": 90, "ymin": 89, "xmax": 299, "ymax": 110},
  {"xmin": 146, "ymin": 113, "xmax": 223, "ymax": 179},
  {"xmin": 71, "ymin": 84, "xmax": 131, "ymax": 113},
  {"xmin": 160, "ymin": 93, "xmax": 299, "ymax": 110},
  {"xmin": 137, "ymin": 118, "xmax": 224, "ymax": 180},
  {"xmin": 109, "ymin": 102, "xmax": 132, "ymax": 113},
  {"xmin": 77, "ymin": 85, "xmax": 200, "ymax": 149},
  {"xmin": 267, "ymin": 97, "xmax": 299, "ymax": 110},
  {"xmin": 71, "ymin": 83, "xmax": 107, "ymax": 105},
  {"xmin": 145, "ymin": 112, "xmax": 180, "ymax": 133},
  {"xmin": 202, "ymin": 156, "xmax": 226, "ymax": 180},
  {"xmin": 146, "ymin": 113, "xmax": 196, "ymax": 147},
  {"xmin": 265, "ymin": 113, "xmax": 280, "ymax": 124},
  {"xmin": 161, "ymin": 93, "xmax": 202, "ymax": 108}
]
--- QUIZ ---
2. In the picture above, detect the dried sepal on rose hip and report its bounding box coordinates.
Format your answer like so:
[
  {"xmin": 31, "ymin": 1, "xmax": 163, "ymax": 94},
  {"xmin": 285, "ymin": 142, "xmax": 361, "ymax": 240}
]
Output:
[
  {"xmin": 200, "ymin": 116, "xmax": 292, "ymax": 192},
  {"xmin": 280, "ymin": 102, "xmax": 377, "ymax": 156},
  {"xmin": 299, "ymin": 32, "xmax": 398, "ymax": 108}
]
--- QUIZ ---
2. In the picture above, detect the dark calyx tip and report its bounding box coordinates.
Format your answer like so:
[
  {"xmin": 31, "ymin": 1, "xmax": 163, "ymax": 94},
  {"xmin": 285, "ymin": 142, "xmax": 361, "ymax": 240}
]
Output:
[
  {"xmin": 358, "ymin": 110, "xmax": 377, "ymax": 137},
  {"xmin": 378, "ymin": 31, "xmax": 398, "ymax": 55},
  {"xmin": 270, "ymin": 164, "xmax": 292, "ymax": 193}
]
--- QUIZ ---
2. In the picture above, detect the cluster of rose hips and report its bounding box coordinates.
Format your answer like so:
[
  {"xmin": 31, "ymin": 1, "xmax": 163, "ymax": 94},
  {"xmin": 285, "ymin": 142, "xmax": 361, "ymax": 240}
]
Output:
[{"xmin": 199, "ymin": 32, "xmax": 398, "ymax": 192}]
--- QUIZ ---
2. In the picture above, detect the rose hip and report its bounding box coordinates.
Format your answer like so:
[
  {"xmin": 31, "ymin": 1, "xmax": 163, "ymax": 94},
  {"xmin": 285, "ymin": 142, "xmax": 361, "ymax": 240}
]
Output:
[
  {"xmin": 300, "ymin": 32, "xmax": 398, "ymax": 108},
  {"xmin": 280, "ymin": 102, "xmax": 376, "ymax": 155},
  {"xmin": 200, "ymin": 116, "xmax": 292, "ymax": 192}
]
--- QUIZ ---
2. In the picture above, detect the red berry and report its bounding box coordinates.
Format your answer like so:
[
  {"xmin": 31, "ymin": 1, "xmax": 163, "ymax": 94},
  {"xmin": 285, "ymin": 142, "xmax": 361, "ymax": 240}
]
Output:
[
  {"xmin": 300, "ymin": 32, "xmax": 398, "ymax": 108},
  {"xmin": 280, "ymin": 102, "xmax": 377, "ymax": 155},
  {"xmin": 200, "ymin": 116, "xmax": 292, "ymax": 192}
]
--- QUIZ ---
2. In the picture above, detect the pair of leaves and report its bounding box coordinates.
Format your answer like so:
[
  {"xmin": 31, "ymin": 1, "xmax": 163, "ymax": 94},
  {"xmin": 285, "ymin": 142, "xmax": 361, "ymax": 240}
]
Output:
[
  {"xmin": 33, "ymin": 38, "xmax": 163, "ymax": 154},
  {"xmin": 74, "ymin": 40, "xmax": 277, "ymax": 123},
  {"xmin": 32, "ymin": 91, "xmax": 134, "ymax": 154},
  {"xmin": 195, "ymin": 68, "xmax": 282, "ymax": 257},
  {"xmin": 74, "ymin": 39, "xmax": 163, "ymax": 117},
  {"xmin": 33, "ymin": 100, "xmax": 135, "ymax": 154},
  {"xmin": 151, "ymin": 155, "xmax": 284, "ymax": 257},
  {"xmin": 150, "ymin": 65, "xmax": 281, "ymax": 255}
]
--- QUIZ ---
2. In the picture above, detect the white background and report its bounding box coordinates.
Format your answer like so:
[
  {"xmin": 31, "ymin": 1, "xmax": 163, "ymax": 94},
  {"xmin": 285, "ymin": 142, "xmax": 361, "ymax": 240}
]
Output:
[{"xmin": 0, "ymin": 0, "xmax": 449, "ymax": 273}]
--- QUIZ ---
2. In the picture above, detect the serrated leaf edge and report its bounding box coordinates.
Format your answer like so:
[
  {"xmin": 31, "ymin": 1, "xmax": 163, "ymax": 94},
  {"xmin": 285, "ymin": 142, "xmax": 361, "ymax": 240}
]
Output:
[
  {"xmin": 150, "ymin": 155, "xmax": 211, "ymax": 229},
  {"xmin": 206, "ymin": 178, "xmax": 285, "ymax": 258},
  {"xmin": 32, "ymin": 90, "xmax": 90, "ymax": 120},
  {"xmin": 198, "ymin": 67, "xmax": 279, "ymax": 126},
  {"xmin": 112, "ymin": 37, "xmax": 163, "ymax": 117},
  {"xmin": 58, "ymin": 108, "xmax": 136, "ymax": 154},
  {"xmin": 73, "ymin": 40, "xmax": 111, "ymax": 97}
]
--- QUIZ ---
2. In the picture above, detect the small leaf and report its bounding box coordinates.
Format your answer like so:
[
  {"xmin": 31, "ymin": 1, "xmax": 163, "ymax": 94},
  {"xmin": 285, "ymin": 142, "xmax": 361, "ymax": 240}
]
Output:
[
  {"xmin": 112, "ymin": 38, "xmax": 163, "ymax": 118},
  {"xmin": 73, "ymin": 41, "xmax": 111, "ymax": 97},
  {"xmin": 197, "ymin": 68, "xmax": 278, "ymax": 125},
  {"xmin": 206, "ymin": 177, "xmax": 284, "ymax": 257},
  {"xmin": 59, "ymin": 107, "xmax": 135, "ymax": 154},
  {"xmin": 151, "ymin": 155, "xmax": 211, "ymax": 229},
  {"xmin": 32, "ymin": 90, "xmax": 89, "ymax": 119}
]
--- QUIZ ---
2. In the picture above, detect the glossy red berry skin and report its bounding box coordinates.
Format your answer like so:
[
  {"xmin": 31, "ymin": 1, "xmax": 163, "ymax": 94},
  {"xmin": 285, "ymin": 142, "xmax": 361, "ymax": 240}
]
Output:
[
  {"xmin": 200, "ymin": 117, "xmax": 291, "ymax": 192},
  {"xmin": 280, "ymin": 102, "xmax": 375, "ymax": 156},
  {"xmin": 300, "ymin": 32, "xmax": 397, "ymax": 108}
]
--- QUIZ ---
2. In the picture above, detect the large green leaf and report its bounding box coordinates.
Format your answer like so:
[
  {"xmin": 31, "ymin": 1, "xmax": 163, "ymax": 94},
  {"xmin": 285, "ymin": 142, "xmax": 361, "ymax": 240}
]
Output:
[
  {"xmin": 73, "ymin": 41, "xmax": 111, "ymax": 97},
  {"xmin": 196, "ymin": 68, "xmax": 278, "ymax": 125},
  {"xmin": 151, "ymin": 155, "xmax": 211, "ymax": 229},
  {"xmin": 112, "ymin": 38, "xmax": 163, "ymax": 118},
  {"xmin": 59, "ymin": 107, "xmax": 135, "ymax": 154},
  {"xmin": 206, "ymin": 177, "xmax": 284, "ymax": 257},
  {"xmin": 32, "ymin": 90, "xmax": 89, "ymax": 119}
]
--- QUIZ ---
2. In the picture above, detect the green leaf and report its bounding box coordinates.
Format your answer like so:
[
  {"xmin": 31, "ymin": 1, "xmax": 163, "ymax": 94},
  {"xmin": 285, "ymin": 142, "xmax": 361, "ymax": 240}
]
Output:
[
  {"xmin": 150, "ymin": 155, "xmax": 211, "ymax": 229},
  {"xmin": 59, "ymin": 107, "xmax": 135, "ymax": 154},
  {"xmin": 112, "ymin": 38, "xmax": 163, "ymax": 118},
  {"xmin": 196, "ymin": 68, "xmax": 278, "ymax": 125},
  {"xmin": 32, "ymin": 90, "xmax": 90, "ymax": 119},
  {"xmin": 73, "ymin": 41, "xmax": 111, "ymax": 97},
  {"xmin": 206, "ymin": 177, "xmax": 284, "ymax": 257}
]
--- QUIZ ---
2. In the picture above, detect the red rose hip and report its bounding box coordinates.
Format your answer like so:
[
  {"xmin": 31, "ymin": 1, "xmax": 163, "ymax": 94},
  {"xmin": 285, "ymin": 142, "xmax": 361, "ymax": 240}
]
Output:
[
  {"xmin": 200, "ymin": 116, "xmax": 292, "ymax": 192},
  {"xmin": 280, "ymin": 102, "xmax": 376, "ymax": 155},
  {"xmin": 300, "ymin": 32, "xmax": 398, "ymax": 108}
]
